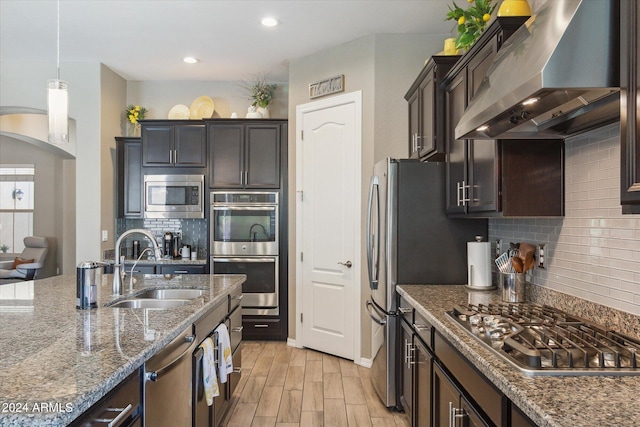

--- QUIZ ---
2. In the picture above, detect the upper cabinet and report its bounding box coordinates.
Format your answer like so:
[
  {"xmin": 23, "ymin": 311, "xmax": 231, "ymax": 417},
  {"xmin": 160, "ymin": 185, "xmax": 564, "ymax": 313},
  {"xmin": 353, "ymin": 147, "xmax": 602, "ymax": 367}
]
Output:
[
  {"xmin": 442, "ymin": 17, "xmax": 564, "ymax": 217},
  {"xmin": 208, "ymin": 121, "xmax": 285, "ymax": 189},
  {"xmin": 116, "ymin": 137, "xmax": 143, "ymax": 218},
  {"xmin": 141, "ymin": 121, "xmax": 207, "ymax": 168},
  {"xmin": 405, "ymin": 56, "xmax": 460, "ymax": 161},
  {"xmin": 621, "ymin": 1, "xmax": 640, "ymax": 213}
]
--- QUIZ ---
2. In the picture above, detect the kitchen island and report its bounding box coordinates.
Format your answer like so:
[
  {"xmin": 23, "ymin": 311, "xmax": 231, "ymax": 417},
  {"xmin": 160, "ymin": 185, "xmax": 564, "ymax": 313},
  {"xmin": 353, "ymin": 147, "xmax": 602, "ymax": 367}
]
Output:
[
  {"xmin": 0, "ymin": 273, "xmax": 245, "ymax": 426},
  {"xmin": 397, "ymin": 284, "xmax": 640, "ymax": 427}
]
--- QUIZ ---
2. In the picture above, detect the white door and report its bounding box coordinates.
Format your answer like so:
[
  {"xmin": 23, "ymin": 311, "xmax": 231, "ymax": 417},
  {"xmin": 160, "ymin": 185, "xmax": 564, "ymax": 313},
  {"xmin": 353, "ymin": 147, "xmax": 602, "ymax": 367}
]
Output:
[{"xmin": 296, "ymin": 91, "xmax": 362, "ymax": 360}]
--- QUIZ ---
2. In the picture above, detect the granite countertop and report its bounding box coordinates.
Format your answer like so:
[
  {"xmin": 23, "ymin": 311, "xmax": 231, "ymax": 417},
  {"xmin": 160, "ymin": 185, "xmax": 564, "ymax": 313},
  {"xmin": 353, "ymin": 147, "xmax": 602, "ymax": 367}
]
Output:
[
  {"xmin": 0, "ymin": 273, "xmax": 245, "ymax": 426},
  {"xmin": 397, "ymin": 284, "xmax": 640, "ymax": 427}
]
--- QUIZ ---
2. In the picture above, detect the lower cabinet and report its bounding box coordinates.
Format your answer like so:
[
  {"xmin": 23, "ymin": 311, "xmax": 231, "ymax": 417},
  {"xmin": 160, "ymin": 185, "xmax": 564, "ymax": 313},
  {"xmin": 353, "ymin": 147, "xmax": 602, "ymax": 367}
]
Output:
[
  {"xmin": 397, "ymin": 292, "xmax": 536, "ymax": 427},
  {"xmin": 414, "ymin": 337, "xmax": 432, "ymax": 427},
  {"xmin": 69, "ymin": 369, "xmax": 142, "ymax": 427},
  {"xmin": 433, "ymin": 363, "xmax": 488, "ymax": 427},
  {"xmin": 242, "ymin": 316, "xmax": 284, "ymax": 340}
]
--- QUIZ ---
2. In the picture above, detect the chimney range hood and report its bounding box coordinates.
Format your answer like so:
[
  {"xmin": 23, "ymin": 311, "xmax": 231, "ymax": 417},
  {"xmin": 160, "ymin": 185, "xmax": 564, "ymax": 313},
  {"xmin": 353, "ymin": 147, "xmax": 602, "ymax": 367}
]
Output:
[{"xmin": 455, "ymin": 0, "xmax": 620, "ymax": 140}]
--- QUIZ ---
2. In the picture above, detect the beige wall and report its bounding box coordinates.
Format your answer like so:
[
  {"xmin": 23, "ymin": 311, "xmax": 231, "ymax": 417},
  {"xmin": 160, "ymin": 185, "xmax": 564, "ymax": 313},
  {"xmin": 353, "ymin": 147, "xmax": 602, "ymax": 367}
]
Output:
[
  {"xmin": 100, "ymin": 65, "xmax": 127, "ymax": 254},
  {"xmin": 0, "ymin": 61, "xmax": 127, "ymax": 268},
  {"xmin": 127, "ymin": 80, "xmax": 289, "ymax": 121},
  {"xmin": 288, "ymin": 33, "xmax": 447, "ymax": 359}
]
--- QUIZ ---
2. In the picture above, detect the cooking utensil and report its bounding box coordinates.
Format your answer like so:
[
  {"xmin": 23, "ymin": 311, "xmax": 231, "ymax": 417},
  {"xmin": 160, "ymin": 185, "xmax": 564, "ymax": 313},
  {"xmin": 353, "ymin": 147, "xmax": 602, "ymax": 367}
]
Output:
[
  {"xmin": 512, "ymin": 256, "xmax": 524, "ymax": 273},
  {"xmin": 494, "ymin": 252, "xmax": 511, "ymax": 273},
  {"xmin": 523, "ymin": 251, "xmax": 535, "ymax": 272}
]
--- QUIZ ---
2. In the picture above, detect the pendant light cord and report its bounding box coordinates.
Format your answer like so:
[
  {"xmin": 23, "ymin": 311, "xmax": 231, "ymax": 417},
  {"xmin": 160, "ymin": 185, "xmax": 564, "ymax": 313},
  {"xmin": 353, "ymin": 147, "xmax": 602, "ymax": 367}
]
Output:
[{"xmin": 56, "ymin": 0, "xmax": 60, "ymax": 80}]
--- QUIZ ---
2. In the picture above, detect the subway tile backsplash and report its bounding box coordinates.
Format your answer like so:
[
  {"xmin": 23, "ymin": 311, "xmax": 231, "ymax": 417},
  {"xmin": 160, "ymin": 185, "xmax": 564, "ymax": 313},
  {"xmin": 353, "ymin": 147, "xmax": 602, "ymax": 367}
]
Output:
[
  {"xmin": 115, "ymin": 218, "xmax": 208, "ymax": 258},
  {"xmin": 489, "ymin": 123, "xmax": 640, "ymax": 316}
]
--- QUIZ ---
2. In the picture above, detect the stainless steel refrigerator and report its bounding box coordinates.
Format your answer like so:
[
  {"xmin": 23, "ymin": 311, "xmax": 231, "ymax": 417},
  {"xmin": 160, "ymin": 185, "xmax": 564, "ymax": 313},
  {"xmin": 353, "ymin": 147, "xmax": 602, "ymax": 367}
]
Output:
[{"xmin": 365, "ymin": 158, "xmax": 487, "ymax": 408}]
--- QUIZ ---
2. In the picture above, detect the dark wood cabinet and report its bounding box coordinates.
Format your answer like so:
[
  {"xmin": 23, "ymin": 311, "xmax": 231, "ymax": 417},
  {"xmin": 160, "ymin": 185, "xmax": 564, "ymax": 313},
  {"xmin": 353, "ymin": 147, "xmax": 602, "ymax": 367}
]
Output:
[
  {"xmin": 414, "ymin": 336, "xmax": 432, "ymax": 427},
  {"xmin": 159, "ymin": 264, "xmax": 206, "ymax": 274},
  {"xmin": 621, "ymin": 0, "xmax": 640, "ymax": 212},
  {"xmin": 406, "ymin": 56, "xmax": 460, "ymax": 161},
  {"xmin": 443, "ymin": 17, "xmax": 563, "ymax": 217},
  {"xmin": 141, "ymin": 121, "xmax": 206, "ymax": 168},
  {"xmin": 208, "ymin": 121, "xmax": 283, "ymax": 189},
  {"xmin": 400, "ymin": 319, "xmax": 414, "ymax": 417},
  {"xmin": 116, "ymin": 137, "xmax": 143, "ymax": 218}
]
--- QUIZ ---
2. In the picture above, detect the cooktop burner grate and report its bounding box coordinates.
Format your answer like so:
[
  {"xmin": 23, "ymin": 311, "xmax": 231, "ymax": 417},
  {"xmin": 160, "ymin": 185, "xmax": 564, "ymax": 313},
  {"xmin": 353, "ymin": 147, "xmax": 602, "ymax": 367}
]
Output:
[{"xmin": 447, "ymin": 302, "xmax": 640, "ymax": 376}]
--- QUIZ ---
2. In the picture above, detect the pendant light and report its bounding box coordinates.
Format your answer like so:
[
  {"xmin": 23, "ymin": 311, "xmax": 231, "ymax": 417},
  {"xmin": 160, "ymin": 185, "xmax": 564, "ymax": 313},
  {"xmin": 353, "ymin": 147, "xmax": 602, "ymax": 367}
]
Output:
[{"xmin": 47, "ymin": 0, "xmax": 68, "ymax": 144}]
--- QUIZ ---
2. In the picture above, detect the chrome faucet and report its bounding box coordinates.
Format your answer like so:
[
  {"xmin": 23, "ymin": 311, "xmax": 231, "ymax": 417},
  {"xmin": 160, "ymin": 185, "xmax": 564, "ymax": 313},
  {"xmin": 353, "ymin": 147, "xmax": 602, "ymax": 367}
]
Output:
[{"xmin": 112, "ymin": 228, "xmax": 162, "ymax": 295}]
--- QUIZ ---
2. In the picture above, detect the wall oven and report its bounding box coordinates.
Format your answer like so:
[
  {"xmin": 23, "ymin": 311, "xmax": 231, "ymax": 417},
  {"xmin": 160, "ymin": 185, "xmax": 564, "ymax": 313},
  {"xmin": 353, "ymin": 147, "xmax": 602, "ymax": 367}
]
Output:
[
  {"xmin": 210, "ymin": 191, "xmax": 280, "ymax": 316},
  {"xmin": 210, "ymin": 191, "xmax": 278, "ymax": 255},
  {"xmin": 211, "ymin": 257, "xmax": 278, "ymax": 316},
  {"xmin": 144, "ymin": 174, "xmax": 204, "ymax": 219}
]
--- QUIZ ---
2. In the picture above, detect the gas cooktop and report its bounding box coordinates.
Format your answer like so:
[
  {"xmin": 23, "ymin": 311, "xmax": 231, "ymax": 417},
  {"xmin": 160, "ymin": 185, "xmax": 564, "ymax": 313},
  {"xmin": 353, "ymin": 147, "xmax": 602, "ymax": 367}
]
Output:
[{"xmin": 447, "ymin": 302, "xmax": 640, "ymax": 376}]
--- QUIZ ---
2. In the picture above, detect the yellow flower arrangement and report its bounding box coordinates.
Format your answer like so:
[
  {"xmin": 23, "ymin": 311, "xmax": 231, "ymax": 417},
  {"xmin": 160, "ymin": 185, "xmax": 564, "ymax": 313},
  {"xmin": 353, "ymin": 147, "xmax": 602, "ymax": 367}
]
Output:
[{"xmin": 125, "ymin": 105, "xmax": 148, "ymax": 125}]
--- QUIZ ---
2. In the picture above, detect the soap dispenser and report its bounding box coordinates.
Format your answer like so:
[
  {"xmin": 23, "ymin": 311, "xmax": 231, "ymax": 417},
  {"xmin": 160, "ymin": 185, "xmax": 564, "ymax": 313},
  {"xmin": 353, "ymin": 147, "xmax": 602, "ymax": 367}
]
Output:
[{"xmin": 76, "ymin": 261, "xmax": 106, "ymax": 309}]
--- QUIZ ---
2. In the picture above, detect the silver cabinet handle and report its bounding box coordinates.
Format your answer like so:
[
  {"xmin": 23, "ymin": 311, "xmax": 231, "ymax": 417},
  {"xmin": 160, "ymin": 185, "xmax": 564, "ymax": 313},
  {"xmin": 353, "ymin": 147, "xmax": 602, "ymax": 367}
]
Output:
[
  {"xmin": 408, "ymin": 345, "xmax": 416, "ymax": 365},
  {"xmin": 174, "ymin": 149, "xmax": 178, "ymax": 164},
  {"xmin": 172, "ymin": 270, "xmax": 188, "ymax": 274},
  {"xmin": 338, "ymin": 261, "xmax": 352, "ymax": 268},
  {"xmin": 398, "ymin": 307, "xmax": 412, "ymax": 314},
  {"xmin": 244, "ymin": 170, "xmax": 248, "ymax": 185},
  {"xmin": 94, "ymin": 404, "xmax": 134, "ymax": 427},
  {"xmin": 231, "ymin": 294, "xmax": 244, "ymax": 300},
  {"xmin": 414, "ymin": 324, "xmax": 430, "ymax": 332},
  {"xmin": 233, "ymin": 367, "xmax": 242, "ymax": 374},
  {"xmin": 254, "ymin": 324, "xmax": 269, "ymax": 328},
  {"xmin": 231, "ymin": 326, "xmax": 244, "ymax": 332}
]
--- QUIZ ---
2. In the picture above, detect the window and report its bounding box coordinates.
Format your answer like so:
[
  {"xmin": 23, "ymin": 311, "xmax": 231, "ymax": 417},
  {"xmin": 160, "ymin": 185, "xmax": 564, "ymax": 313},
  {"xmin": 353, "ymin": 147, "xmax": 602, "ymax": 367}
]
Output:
[{"xmin": 0, "ymin": 165, "xmax": 35, "ymax": 254}]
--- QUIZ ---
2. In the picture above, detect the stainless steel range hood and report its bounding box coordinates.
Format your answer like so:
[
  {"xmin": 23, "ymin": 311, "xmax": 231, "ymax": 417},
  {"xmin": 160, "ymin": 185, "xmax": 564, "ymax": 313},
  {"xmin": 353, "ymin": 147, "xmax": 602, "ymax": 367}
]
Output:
[{"xmin": 455, "ymin": 0, "xmax": 620, "ymax": 140}]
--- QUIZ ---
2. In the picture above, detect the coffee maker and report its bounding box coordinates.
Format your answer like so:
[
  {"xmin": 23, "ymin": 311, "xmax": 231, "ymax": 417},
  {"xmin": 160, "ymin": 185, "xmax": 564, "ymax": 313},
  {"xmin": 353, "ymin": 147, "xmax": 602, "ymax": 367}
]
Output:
[{"xmin": 163, "ymin": 232, "xmax": 173, "ymax": 258}]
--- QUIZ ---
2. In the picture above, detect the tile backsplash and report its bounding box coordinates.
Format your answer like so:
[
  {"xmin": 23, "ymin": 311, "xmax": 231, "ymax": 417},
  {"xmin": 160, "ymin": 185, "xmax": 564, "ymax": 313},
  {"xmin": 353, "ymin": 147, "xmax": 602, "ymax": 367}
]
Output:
[
  {"xmin": 489, "ymin": 123, "xmax": 640, "ymax": 316},
  {"xmin": 115, "ymin": 218, "xmax": 208, "ymax": 258}
]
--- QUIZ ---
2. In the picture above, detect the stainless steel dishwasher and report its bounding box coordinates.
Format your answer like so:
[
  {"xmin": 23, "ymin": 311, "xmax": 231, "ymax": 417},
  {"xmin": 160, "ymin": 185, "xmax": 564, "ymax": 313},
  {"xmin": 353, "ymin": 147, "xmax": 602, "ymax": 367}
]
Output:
[{"xmin": 144, "ymin": 325, "xmax": 198, "ymax": 427}]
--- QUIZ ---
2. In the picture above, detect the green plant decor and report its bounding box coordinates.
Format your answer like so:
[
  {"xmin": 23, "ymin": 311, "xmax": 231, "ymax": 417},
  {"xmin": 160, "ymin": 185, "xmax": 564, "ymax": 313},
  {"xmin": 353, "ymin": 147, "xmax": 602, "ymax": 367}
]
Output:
[{"xmin": 446, "ymin": 0, "xmax": 497, "ymax": 50}]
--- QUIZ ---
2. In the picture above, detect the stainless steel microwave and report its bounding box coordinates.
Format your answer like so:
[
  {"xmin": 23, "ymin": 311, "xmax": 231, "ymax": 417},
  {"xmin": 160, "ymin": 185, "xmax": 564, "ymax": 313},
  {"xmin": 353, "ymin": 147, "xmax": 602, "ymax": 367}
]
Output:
[{"xmin": 144, "ymin": 175, "xmax": 204, "ymax": 219}]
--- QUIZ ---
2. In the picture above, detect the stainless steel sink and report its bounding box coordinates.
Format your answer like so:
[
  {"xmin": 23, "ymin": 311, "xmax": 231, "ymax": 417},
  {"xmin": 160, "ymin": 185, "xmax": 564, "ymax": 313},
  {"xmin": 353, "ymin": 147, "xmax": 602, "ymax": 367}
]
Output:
[
  {"xmin": 135, "ymin": 289, "xmax": 205, "ymax": 300},
  {"xmin": 109, "ymin": 299, "xmax": 191, "ymax": 309}
]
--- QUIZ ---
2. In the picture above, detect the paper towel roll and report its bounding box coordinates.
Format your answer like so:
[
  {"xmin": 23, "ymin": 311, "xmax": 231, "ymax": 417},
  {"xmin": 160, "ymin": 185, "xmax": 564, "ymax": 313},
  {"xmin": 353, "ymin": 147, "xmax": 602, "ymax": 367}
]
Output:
[{"xmin": 467, "ymin": 240, "xmax": 492, "ymax": 288}]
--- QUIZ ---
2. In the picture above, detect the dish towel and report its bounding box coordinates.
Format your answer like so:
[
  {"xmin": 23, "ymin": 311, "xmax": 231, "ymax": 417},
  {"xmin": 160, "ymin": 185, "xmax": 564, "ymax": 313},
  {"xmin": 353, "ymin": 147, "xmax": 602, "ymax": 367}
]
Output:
[
  {"xmin": 199, "ymin": 337, "xmax": 219, "ymax": 406},
  {"xmin": 216, "ymin": 323, "xmax": 233, "ymax": 383}
]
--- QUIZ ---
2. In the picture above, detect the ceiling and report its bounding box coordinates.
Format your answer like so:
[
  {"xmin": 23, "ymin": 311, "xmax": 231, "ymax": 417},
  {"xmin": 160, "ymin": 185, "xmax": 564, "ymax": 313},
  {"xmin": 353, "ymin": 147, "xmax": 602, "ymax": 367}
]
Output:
[{"xmin": 0, "ymin": 0, "xmax": 455, "ymax": 82}]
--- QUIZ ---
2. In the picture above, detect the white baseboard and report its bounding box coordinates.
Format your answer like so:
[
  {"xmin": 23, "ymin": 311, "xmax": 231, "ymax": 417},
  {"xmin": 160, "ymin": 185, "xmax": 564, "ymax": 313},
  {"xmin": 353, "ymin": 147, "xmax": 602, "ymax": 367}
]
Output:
[
  {"xmin": 357, "ymin": 357, "xmax": 373, "ymax": 368},
  {"xmin": 286, "ymin": 337, "xmax": 298, "ymax": 348}
]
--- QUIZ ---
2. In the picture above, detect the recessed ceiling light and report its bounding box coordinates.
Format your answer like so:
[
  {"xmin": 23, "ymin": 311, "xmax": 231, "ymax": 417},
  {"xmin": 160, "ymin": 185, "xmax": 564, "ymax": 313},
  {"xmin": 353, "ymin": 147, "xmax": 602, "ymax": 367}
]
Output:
[
  {"xmin": 183, "ymin": 57, "xmax": 199, "ymax": 64},
  {"xmin": 261, "ymin": 17, "xmax": 279, "ymax": 27}
]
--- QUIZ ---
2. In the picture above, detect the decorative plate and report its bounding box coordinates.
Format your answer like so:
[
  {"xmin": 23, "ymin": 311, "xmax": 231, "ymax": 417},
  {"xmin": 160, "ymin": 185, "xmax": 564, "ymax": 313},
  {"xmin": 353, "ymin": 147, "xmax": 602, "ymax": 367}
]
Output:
[
  {"xmin": 168, "ymin": 104, "xmax": 190, "ymax": 120},
  {"xmin": 189, "ymin": 96, "xmax": 215, "ymax": 119}
]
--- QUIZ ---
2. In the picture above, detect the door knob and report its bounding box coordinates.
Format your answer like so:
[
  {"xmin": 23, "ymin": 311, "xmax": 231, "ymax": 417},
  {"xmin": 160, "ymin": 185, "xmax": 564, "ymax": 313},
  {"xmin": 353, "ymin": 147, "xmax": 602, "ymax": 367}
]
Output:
[{"xmin": 338, "ymin": 261, "xmax": 353, "ymax": 268}]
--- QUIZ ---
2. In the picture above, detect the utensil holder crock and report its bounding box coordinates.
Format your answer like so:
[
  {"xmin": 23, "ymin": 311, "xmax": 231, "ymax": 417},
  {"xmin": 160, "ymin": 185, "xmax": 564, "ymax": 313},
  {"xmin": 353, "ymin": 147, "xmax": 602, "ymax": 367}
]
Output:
[{"xmin": 500, "ymin": 272, "xmax": 525, "ymax": 302}]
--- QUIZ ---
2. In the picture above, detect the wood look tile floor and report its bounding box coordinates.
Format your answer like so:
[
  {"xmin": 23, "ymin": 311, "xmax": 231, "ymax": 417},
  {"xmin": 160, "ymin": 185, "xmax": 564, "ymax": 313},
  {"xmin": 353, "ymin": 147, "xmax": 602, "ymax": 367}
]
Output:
[{"xmin": 221, "ymin": 341, "xmax": 409, "ymax": 427}]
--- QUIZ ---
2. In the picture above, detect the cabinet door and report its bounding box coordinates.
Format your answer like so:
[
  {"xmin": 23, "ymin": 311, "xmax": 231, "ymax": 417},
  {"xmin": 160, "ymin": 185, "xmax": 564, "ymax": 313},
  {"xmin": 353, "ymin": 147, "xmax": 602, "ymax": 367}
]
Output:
[
  {"xmin": 468, "ymin": 140, "xmax": 499, "ymax": 213},
  {"xmin": 119, "ymin": 139, "xmax": 143, "ymax": 218},
  {"xmin": 414, "ymin": 337, "xmax": 432, "ymax": 427},
  {"xmin": 460, "ymin": 397, "xmax": 490, "ymax": 427},
  {"xmin": 245, "ymin": 124, "xmax": 280, "ymax": 188},
  {"xmin": 407, "ymin": 88, "xmax": 420, "ymax": 158},
  {"xmin": 400, "ymin": 320, "xmax": 413, "ymax": 417},
  {"xmin": 175, "ymin": 124, "xmax": 207, "ymax": 167},
  {"xmin": 445, "ymin": 73, "xmax": 468, "ymax": 214},
  {"xmin": 433, "ymin": 363, "xmax": 460, "ymax": 427},
  {"xmin": 208, "ymin": 124, "xmax": 244, "ymax": 188},
  {"xmin": 467, "ymin": 41, "xmax": 499, "ymax": 214},
  {"xmin": 418, "ymin": 69, "xmax": 436, "ymax": 158},
  {"xmin": 621, "ymin": 0, "xmax": 640, "ymax": 211},
  {"xmin": 142, "ymin": 125, "xmax": 174, "ymax": 166}
]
